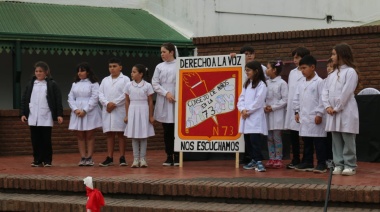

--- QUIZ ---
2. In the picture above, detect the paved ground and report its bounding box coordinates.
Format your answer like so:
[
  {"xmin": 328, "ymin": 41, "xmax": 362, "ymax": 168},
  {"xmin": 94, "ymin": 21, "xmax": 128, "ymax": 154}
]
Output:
[{"xmin": 1, "ymin": 150, "xmax": 379, "ymax": 186}]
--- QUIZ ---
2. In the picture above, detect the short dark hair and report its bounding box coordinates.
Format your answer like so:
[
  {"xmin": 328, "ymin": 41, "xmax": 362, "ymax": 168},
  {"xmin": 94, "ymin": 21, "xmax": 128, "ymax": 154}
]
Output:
[
  {"xmin": 292, "ymin": 47, "xmax": 310, "ymax": 58},
  {"xmin": 299, "ymin": 55, "xmax": 317, "ymax": 67},
  {"xmin": 327, "ymin": 58, "xmax": 333, "ymax": 64},
  {"xmin": 108, "ymin": 57, "xmax": 122, "ymax": 66},
  {"xmin": 240, "ymin": 45, "xmax": 255, "ymax": 54}
]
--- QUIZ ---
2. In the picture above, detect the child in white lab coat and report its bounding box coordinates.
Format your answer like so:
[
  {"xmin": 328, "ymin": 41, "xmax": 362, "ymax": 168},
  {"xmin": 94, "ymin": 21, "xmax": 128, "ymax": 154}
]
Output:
[
  {"xmin": 293, "ymin": 55, "xmax": 328, "ymax": 173},
  {"xmin": 238, "ymin": 61, "xmax": 268, "ymax": 172},
  {"xmin": 322, "ymin": 43, "xmax": 359, "ymax": 176},
  {"xmin": 264, "ymin": 61, "xmax": 288, "ymax": 168},
  {"xmin": 98, "ymin": 58, "xmax": 130, "ymax": 167},
  {"xmin": 284, "ymin": 47, "xmax": 310, "ymax": 169}
]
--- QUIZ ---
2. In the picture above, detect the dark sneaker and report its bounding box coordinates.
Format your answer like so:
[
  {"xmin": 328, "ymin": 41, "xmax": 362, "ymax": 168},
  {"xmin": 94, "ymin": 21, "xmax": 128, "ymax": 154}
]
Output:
[
  {"xmin": 295, "ymin": 163, "xmax": 314, "ymax": 172},
  {"xmin": 31, "ymin": 161, "xmax": 43, "ymax": 167},
  {"xmin": 99, "ymin": 156, "xmax": 113, "ymax": 167},
  {"xmin": 243, "ymin": 159, "xmax": 257, "ymax": 170},
  {"xmin": 173, "ymin": 154, "xmax": 179, "ymax": 166},
  {"xmin": 313, "ymin": 164, "xmax": 327, "ymax": 173},
  {"xmin": 163, "ymin": 155, "xmax": 173, "ymax": 166},
  {"xmin": 78, "ymin": 158, "xmax": 86, "ymax": 166},
  {"xmin": 119, "ymin": 156, "xmax": 127, "ymax": 166},
  {"xmin": 44, "ymin": 162, "xmax": 52, "ymax": 167},
  {"xmin": 85, "ymin": 158, "xmax": 94, "ymax": 166},
  {"xmin": 286, "ymin": 159, "xmax": 301, "ymax": 169}
]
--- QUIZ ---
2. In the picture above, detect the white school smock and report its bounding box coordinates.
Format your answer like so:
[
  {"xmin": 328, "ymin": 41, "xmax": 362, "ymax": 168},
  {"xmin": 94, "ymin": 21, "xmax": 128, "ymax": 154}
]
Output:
[
  {"xmin": 152, "ymin": 60, "xmax": 177, "ymax": 123},
  {"xmin": 265, "ymin": 76, "xmax": 288, "ymax": 130},
  {"xmin": 284, "ymin": 67, "xmax": 303, "ymax": 131},
  {"xmin": 237, "ymin": 81, "xmax": 268, "ymax": 135},
  {"xmin": 293, "ymin": 74, "xmax": 326, "ymax": 137},
  {"xmin": 99, "ymin": 73, "xmax": 130, "ymax": 133},
  {"xmin": 28, "ymin": 80, "xmax": 53, "ymax": 127},
  {"xmin": 68, "ymin": 79, "xmax": 102, "ymax": 131},
  {"xmin": 322, "ymin": 65, "xmax": 359, "ymax": 134},
  {"xmin": 124, "ymin": 80, "xmax": 155, "ymax": 138}
]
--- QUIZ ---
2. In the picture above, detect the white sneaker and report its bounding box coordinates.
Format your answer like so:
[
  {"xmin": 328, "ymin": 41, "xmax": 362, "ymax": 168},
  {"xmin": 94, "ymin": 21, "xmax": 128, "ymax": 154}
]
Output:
[
  {"xmin": 332, "ymin": 166, "xmax": 343, "ymax": 175},
  {"xmin": 140, "ymin": 158, "xmax": 148, "ymax": 168},
  {"xmin": 131, "ymin": 158, "xmax": 139, "ymax": 168},
  {"xmin": 342, "ymin": 168, "xmax": 356, "ymax": 176}
]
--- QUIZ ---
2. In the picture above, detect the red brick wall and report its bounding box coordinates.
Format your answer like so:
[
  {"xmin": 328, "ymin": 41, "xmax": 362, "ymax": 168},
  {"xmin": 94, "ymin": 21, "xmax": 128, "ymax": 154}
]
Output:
[
  {"xmin": 193, "ymin": 25, "xmax": 380, "ymax": 91},
  {"xmin": 0, "ymin": 109, "xmax": 164, "ymax": 156}
]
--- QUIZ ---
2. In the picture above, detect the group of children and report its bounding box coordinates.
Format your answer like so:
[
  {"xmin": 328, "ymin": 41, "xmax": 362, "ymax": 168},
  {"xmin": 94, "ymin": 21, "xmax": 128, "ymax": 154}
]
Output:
[
  {"xmin": 20, "ymin": 42, "xmax": 359, "ymax": 177},
  {"xmin": 21, "ymin": 43, "xmax": 179, "ymax": 169},
  {"xmin": 238, "ymin": 43, "xmax": 359, "ymax": 176}
]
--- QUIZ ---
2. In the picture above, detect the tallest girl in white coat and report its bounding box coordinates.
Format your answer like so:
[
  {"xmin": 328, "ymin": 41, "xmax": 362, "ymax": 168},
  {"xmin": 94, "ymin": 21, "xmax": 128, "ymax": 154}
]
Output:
[
  {"xmin": 322, "ymin": 43, "xmax": 359, "ymax": 176},
  {"xmin": 152, "ymin": 43, "xmax": 179, "ymax": 166}
]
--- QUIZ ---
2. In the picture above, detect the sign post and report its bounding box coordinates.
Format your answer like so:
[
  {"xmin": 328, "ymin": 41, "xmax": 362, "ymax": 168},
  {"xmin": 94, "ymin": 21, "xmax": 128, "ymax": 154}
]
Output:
[{"xmin": 175, "ymin": 55, "xmax": 245, "ymax": 168}]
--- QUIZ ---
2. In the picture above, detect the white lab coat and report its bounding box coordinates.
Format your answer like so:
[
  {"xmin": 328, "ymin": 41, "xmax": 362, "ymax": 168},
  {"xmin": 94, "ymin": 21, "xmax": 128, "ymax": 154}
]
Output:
[
  {"xmin": 99, "ymin": 73, "xmax": 130, "ymax": 133},
  {"xmin": 322, "ymin": 65, "xmax": 359, "ymax": 134},
  {"xmin": 28, "ymin": 80, "xmax": 53, "ymax": 127},
  {"xmin": 284, "ymin": 67, "xmax": 303, "ymax": 131},
  {"xmin": 237, "ymin": 81, "xmax": 268, "ymax": 135},
  {"xmin": 293, "ymin": 74, "xmax": 326, "ymax": 137},
  {"xmin": 265, "ymin": 76, "xmax": 288, "ymax": 130},
  {"xmin": 152, "ymin": 60, "xmax": 177, "ymax": 123},
  {"xmin": 68, "ymin": 79, "xmax": 102, "ymax": 131}
]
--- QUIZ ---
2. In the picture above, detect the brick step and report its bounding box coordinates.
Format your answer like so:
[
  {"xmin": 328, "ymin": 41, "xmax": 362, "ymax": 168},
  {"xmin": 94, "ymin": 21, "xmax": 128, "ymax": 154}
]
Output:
[
  {"xmin": 0, "ymin": 192, "xmax": 376, "ymax": 212},
  {"xmin": 1, "ymin": 174, "xmax": 379, "ymax": 204}
]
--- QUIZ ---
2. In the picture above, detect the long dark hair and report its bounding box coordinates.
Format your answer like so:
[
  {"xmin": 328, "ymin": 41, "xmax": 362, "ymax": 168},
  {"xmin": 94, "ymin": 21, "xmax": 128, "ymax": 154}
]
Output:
[
  {"xmin": 244, "ymin": 61, "xmax": 267, "ymax": 89},
  {"xmin": 74, "ymin": 62, "xmax": 98, "ymax": 83}
]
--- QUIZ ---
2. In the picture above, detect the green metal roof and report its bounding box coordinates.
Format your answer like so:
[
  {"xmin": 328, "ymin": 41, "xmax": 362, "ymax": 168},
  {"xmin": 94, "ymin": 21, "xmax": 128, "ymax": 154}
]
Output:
[{"xmin": 0, "ymin": 1, "xmax": 192, "ymax": 47}]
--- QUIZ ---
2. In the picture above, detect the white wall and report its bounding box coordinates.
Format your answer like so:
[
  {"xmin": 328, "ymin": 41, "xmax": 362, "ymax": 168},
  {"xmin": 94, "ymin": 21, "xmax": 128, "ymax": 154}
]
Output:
[{"xmin": 3, "ymin": 0, "xmax": 380, "ymax": 37}]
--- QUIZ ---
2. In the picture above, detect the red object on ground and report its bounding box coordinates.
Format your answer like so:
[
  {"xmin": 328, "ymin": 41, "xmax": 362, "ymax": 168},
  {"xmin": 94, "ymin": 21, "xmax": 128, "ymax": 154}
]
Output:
[{"xmin": 86, "ymin": 186, "xmax": 105, "ymax": 212}]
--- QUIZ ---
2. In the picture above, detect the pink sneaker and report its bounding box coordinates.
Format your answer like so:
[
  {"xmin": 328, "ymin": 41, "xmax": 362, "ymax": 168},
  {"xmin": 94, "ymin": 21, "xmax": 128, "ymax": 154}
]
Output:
[
  {"xmin": 265, "ymin": 159, "xmax": 275, "ymax": 168},
  {"xmin": 273, "ymin": 160, "xmax": 283, "ymax": 169}
]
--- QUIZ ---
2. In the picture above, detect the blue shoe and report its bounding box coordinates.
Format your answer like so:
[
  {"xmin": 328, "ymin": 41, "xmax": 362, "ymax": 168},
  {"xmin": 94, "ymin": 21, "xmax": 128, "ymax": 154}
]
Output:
[
  {"xmin": 243, "ymin": 159, "xmax": 257, "ymax": 170},
  {"xmin": 255, "ymin": 161, "xmax": 266, "ymax": 172}
]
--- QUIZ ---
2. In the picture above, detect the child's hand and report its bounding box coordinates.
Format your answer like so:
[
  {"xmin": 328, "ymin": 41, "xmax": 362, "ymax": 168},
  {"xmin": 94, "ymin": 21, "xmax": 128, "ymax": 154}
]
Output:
[
  {"xmin": 57, "ymin": 116, "xmax": 63, "ymax": 124},
  {"xmin": 149, "ymin": 116, "xmax": 155, "ymax": 124},
  {"xmin": 315, "ymin": 116, "xmax": 322, "ymax": 125},
  {"xmin": 21, "ymin": 116, "xmax": 27, "ymax": 122},
  {"xmin": 124, "ymin": 116, "xmax": 128, "ymax": 123},
  {"xmin": 229, "ymin": 53, "xmax": 236, "ymax": 58},
  {"xmin": 266, "ymin": 106, "xmax": 273, "ymax": 112},
  {"xmin": 106, "ymin": 102, "xmax": 116, "ymax": 113},
  {"xmin": 295, "ymin": 114, "xmax": 300, "ymax": 123},
  {"xmin": 74, "ymin": 109, "xmax": 81, "ymax": 116},
  {"xmin": 78, "ymin": 110, "xmax": 86, "ymax": 117},
  {"xmin": 166, "ymin": 92, "xmax": 176, "ymax": 103},
  {"xmin": 241, "ymin": 109, "xmax": 249, "ymax": 119},
  {"xmin": 326, "ymin": 107, "xmax": 335, "ymax": 116}
]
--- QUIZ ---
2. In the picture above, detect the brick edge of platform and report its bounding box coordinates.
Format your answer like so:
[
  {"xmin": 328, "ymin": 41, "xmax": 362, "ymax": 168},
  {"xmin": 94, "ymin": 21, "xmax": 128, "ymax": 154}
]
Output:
[{"xmin": 0, "ymin": 174, "xmax": 379, "ymax": 204}]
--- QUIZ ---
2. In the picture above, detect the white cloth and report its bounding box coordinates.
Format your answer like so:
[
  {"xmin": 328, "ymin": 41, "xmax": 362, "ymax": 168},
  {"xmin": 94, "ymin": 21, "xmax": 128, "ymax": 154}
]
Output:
[
  {"xmin": 28, "ymin": 80, "xmax": 53, "ymax": 127},
  {"xmin": 99, "ymin": 73, "xmax": 130, "ymax": 133},
  {"xmin": 265, "ymin": 76, "xmax": 288, "ymax": 130},
  {"xmin": 68, "ymin": 79, "xmax": 102, "ymax": 131},
  {"xmin": 152, "ymin": 60, "xmax": 177, "ymax": 123},
  {"xmin": 293, "ymin": 74, "xmax": 326, "ymax": 137},
  {"xmin": 322, "ymin": 65, "xmax": 359, "ymax": 134},
  {"xmin": 284, "ymin": 67, "xmax": 303, "ymax": 131},
  {"xmin": 237, "ymin": 81, "xmax": 268, "ymax": 135},
  {"xmin": 124, "ymin": 80, "xmax": 155, "ymax": 138}
]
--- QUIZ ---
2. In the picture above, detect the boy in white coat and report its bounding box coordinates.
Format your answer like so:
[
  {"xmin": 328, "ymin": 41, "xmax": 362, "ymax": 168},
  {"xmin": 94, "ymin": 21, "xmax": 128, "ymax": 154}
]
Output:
[
  {"xmin": 284, "ymin": 47, "xmax": 310, "ymax": 169},
  {"xmin": 293, "ymin": 55, "xmax": 328, "ymax": 173},
  {"xmin": 98, "ymin": 58, "xmax": 130, "ymax": 167}
]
